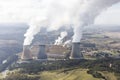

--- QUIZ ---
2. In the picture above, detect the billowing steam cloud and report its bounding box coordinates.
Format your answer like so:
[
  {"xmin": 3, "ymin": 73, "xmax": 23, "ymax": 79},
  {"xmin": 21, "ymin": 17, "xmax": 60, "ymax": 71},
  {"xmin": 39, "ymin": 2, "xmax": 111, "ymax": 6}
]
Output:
[
  {"xmin": 24, "ymin": 0, "xmax": 120, "ymax": 45},
  {"xmin": 63, "ymin": 40, "xmax": 72, "ymax": 47},
  {"xmin": 0, "ymin": 0, "xmax": 119, "ymax": 45},
  {"xmin": 72, "ymin": 0, "xmax": 120, "ymax": 42},
  {"xmin": 54, "ymin": 31, "xmax": 68, "ymax": 45}
]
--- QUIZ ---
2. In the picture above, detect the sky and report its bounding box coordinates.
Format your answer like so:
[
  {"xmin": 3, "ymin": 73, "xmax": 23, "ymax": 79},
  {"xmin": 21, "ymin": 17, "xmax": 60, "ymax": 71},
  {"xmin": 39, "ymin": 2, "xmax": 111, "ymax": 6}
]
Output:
[
  {"xmin": 95, "ymin": 2, "xmax": 120, "ymax": 25},
  {"xmin": 0, "ymin": 0, "xmax": 120, "ymax": 25}
]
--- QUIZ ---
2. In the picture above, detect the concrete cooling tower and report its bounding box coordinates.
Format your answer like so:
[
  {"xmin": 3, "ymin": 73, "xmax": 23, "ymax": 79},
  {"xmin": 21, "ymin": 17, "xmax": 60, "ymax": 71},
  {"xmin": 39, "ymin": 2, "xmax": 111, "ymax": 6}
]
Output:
[
  {"xmin": 21, "ymin": 45, "xmax": 33, "ymax": 60},
  {"xmin": 70, "ymin": 43, "xmax": 83, "ymax": 59},
  {"xmin": 37, "ymin": 44, "xmax": 47, "ymax": 59}
]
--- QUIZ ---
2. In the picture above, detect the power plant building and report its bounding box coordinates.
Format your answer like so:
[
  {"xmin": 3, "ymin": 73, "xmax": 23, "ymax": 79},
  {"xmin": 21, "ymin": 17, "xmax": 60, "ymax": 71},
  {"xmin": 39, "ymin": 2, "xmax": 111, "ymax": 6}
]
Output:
[
  {"xmin": 70, "ymin": 43, "xmax": 83, "ymax": 59},
  {"xmin": 21, "ymin": 45, "xmax": 33, "ymax": 60},
  {"xmin": 37, "ymin": 44, "xmax": 47, "ymax": 59},
  {"xmin": 21, "ymin": 42, "xmax": 83, "ymax": 60}
]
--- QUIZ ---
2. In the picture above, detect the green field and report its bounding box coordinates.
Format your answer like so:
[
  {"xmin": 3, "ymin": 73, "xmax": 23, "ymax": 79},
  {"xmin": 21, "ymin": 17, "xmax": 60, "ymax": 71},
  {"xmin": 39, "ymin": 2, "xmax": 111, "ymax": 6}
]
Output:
[
  {"xmin": 101, "ymin": 72, "xmax": 117, "ymax": 80},
  {"xmin": 0, "ymin": 69, "xmax": 101, "ymax": 80},
  {"xmin": 1, "ymin": 69, "xmax": 119, "ymax": 80},
  {"xmin": 39, "ymin": 69, "xmax": 101, "ymax": 80}
]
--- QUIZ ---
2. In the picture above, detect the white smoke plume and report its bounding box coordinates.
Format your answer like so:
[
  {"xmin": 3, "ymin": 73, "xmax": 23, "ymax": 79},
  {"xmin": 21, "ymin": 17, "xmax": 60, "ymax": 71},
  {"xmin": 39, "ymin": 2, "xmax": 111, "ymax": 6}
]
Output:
[
  {"xmin": 24, "ymin": 0, "xmax": 120, "ymax": 45},
  {"xmin": 72, "ymin": 0, "xmax": 120, "ymax": 42},
  {"xmin": 0, "ymin": 0, "xmax": 119, "ymax": 45},
  {"xmin": 54, "ymin": 31, "xmax": 68, "ymax": 45},
  {"xmin": 63, "ymin": 40, "xmax": 72, "ymax": 47}
]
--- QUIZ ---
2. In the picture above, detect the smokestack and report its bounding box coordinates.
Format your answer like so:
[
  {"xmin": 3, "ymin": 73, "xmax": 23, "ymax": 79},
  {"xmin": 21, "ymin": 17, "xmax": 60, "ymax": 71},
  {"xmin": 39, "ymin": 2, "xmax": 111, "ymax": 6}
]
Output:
[
  {"xmin": 70, "ymin": 43, "xmax": 83, "ymax": 59},
  {"xmin": 37, "ymin": 44, "xmax": 47, "ymax": 59},
  {"xmin": 21, "ymin": 45, "xmax": 33, "ymax": 60}
]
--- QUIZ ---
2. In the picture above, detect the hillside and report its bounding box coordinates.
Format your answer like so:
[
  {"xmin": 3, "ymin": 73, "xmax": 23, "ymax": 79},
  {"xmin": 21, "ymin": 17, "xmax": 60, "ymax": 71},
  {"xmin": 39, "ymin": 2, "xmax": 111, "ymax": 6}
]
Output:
[
  {"xmin": 0, "ymin": 59, "xmax": 120, "ymax": 80},
  {"xmin": 39, "ymin": 69, "xmax": 101, "ymax": 80}
]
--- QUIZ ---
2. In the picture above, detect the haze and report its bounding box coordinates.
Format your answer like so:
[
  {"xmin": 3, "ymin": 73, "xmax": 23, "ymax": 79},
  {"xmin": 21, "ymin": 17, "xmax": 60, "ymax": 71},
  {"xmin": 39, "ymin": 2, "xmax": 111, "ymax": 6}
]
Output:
[{"xmin": 0, "ymin": 0, "xmax": 120, "ymax": 25}]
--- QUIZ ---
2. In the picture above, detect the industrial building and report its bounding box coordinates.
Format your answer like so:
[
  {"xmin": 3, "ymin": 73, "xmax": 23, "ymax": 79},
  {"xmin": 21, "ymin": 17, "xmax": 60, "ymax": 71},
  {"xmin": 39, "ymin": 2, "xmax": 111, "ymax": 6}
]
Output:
[{"xmin": 21, "ymin": 42, "xmax": 83, "ymax": 60}]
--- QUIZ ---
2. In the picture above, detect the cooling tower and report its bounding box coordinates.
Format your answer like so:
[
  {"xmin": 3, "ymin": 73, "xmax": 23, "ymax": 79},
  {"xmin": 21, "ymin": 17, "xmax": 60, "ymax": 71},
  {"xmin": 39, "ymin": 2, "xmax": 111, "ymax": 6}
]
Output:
[
  {"xmin": 70, "ymin": 43, "xmax": 83, "ymax": 59},
  {"xmin": 21, "ymin": 45, "xmax": 33, "ymax": 60},
  {"xmin": 37, "ymin": 44, "xmax": 47, "ymax": 59}
]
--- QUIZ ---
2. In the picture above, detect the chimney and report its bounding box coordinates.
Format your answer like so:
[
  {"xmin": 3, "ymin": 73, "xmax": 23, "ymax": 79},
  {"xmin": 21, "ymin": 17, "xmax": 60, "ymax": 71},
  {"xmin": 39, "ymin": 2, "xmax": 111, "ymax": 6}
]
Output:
[
  {"xmin": 21, "ymin": 45, "xmax": 33, "ymax": 60},
  {"xmin": 37, "ymin": 44, "xmax": 47, "ymax": 59},
  {"xmin": 70, "ymin": 42, "xmax": 83, "ymax": 59}
]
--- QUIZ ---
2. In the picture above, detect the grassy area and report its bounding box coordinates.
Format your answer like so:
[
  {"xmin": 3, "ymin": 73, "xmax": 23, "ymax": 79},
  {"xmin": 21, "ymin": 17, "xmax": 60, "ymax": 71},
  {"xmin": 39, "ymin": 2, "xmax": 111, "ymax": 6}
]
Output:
[
  {"xmin": 0, "ymin": 68, "xmax": 102, "ymax": 80},
  {"xmin": 100, "ymin": 71, "xmax": 117, "ymax": 80},
  {"xmin": 1, "ymin": 68, "xmax": 120, "ymax": 80},
  {"xmin": 0, "ymin": 73, "xmax": 3, "ymax": 79},
  {"xmin": 1, "ymin": 58, "xmax": 120, "ymax": 80},
  {"xmin": 39, "ymin": 69, "xmax": 101, "ymax": 80}
]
